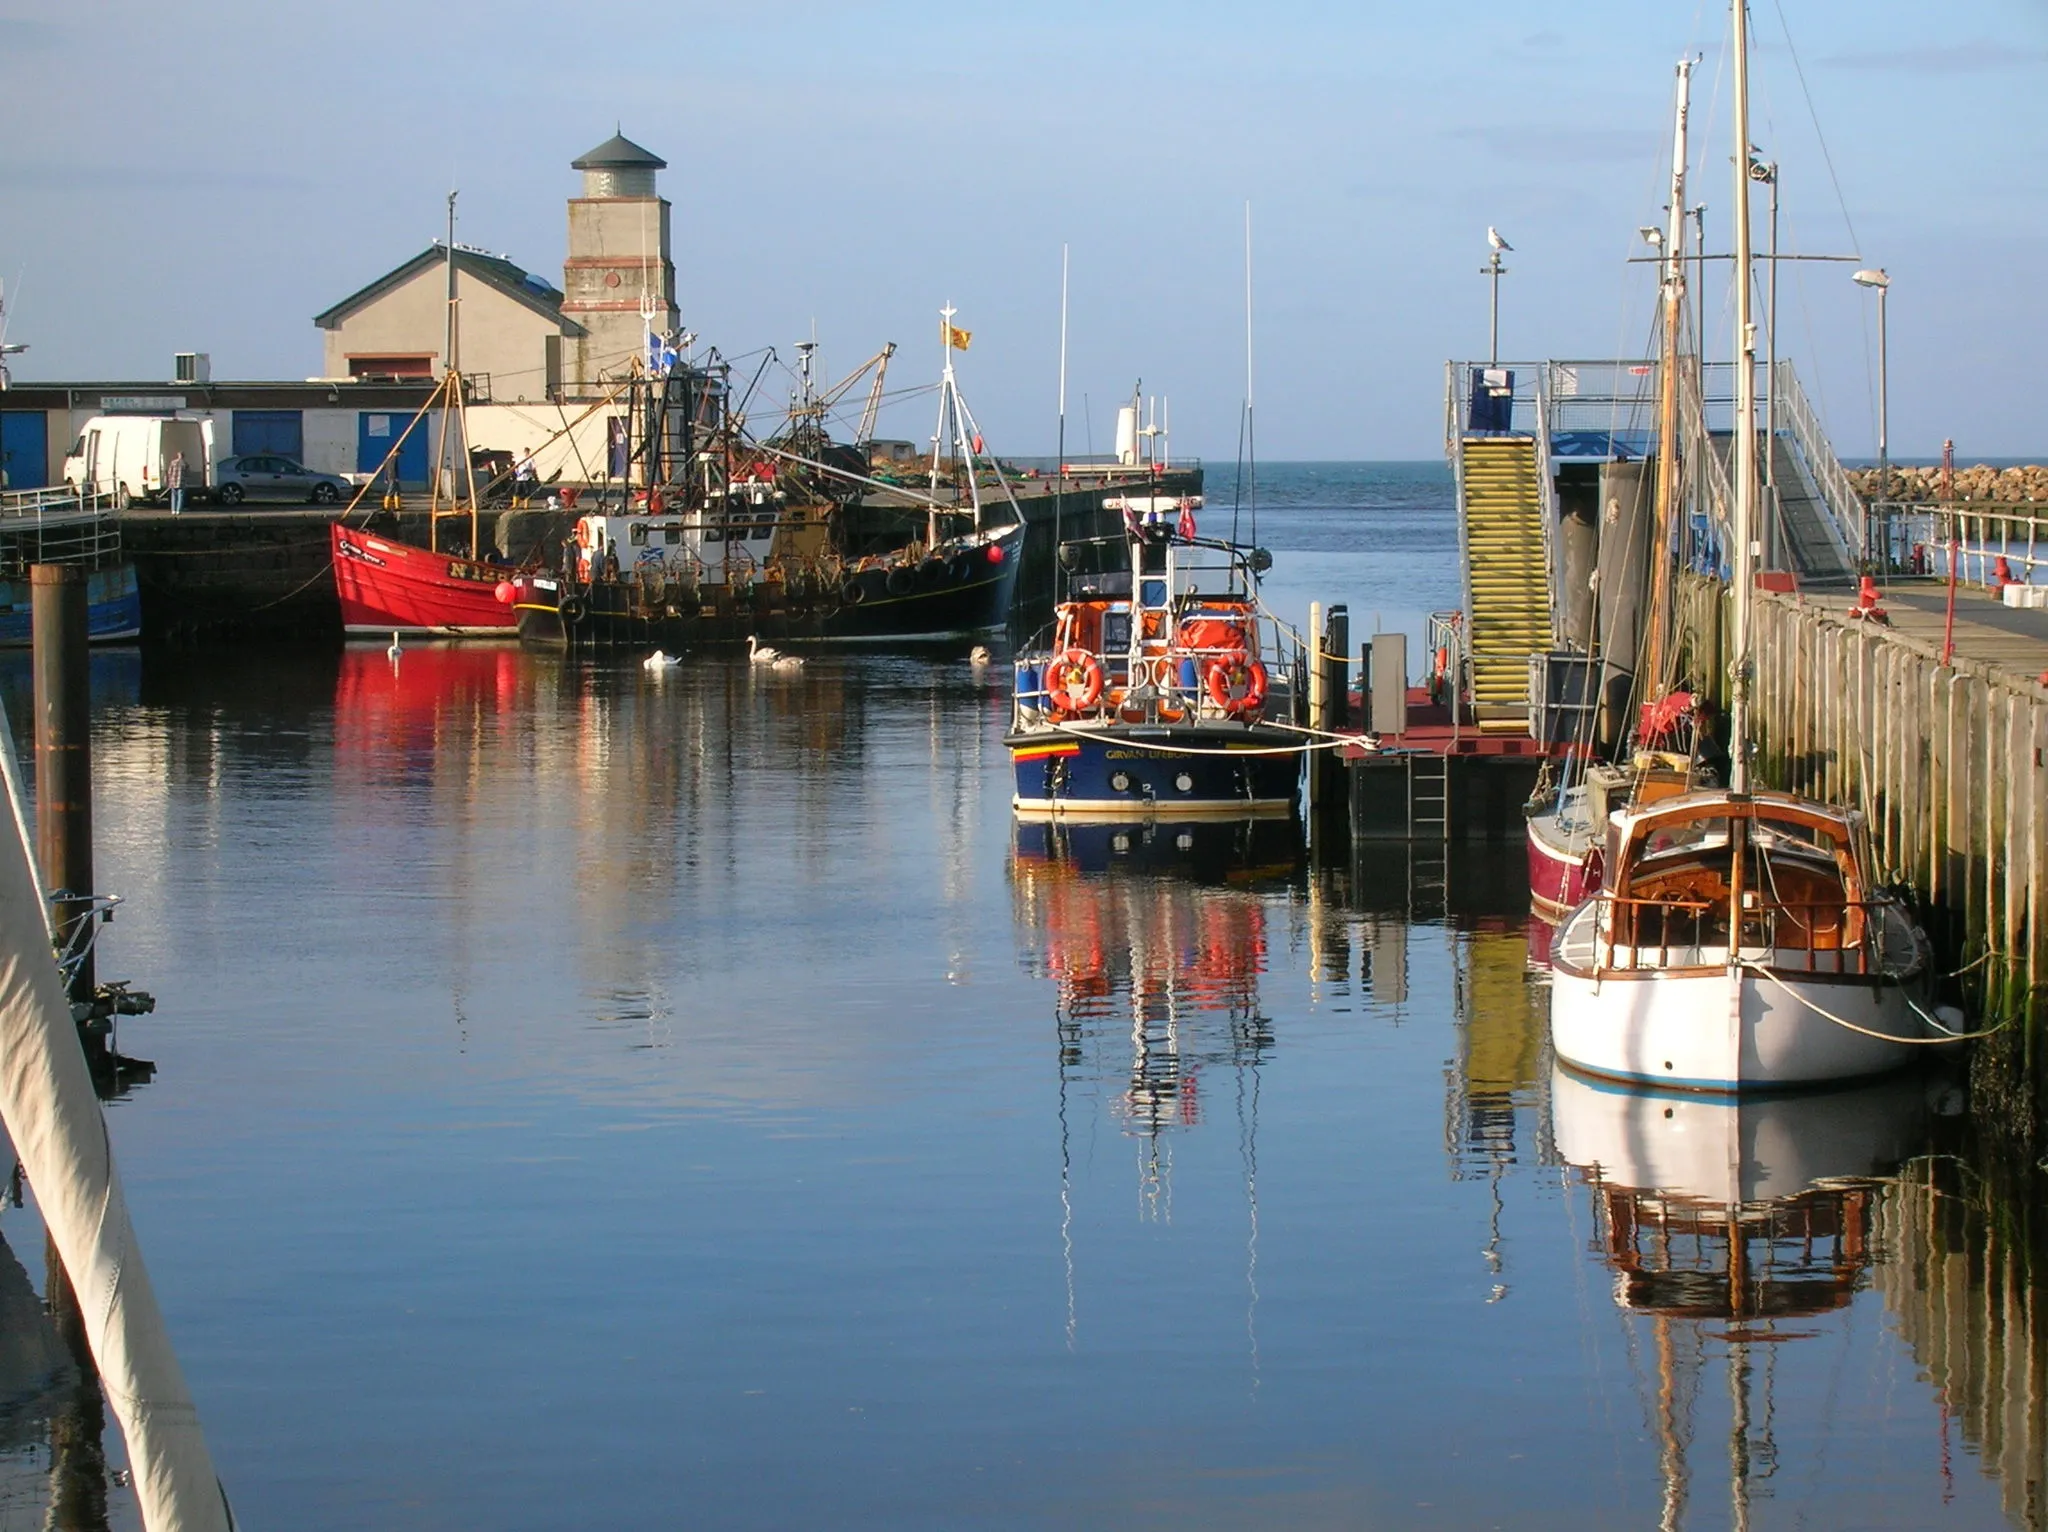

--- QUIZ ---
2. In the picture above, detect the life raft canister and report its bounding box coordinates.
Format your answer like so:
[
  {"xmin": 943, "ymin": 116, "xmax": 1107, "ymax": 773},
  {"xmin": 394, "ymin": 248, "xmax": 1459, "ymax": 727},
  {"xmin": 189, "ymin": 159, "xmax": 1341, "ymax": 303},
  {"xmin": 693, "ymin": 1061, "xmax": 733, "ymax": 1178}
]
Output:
[
  {"xmin": 1205, "ymin": 650, "xmax": 1268, "ymax": 714},
  {"xmin": 1049, "ymin": 648, "xmax": 1105, "ymax": 713}
]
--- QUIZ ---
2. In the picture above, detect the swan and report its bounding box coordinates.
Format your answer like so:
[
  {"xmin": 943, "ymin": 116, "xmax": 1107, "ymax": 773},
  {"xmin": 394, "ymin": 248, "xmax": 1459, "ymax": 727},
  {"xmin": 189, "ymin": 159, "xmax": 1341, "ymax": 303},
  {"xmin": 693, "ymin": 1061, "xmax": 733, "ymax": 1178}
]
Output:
[
  {"xmin": 968, "ymin": 645, "xmax": 992, "ymax": 666},
  {"xmin": 746, "ymin": 635, "xmax": 781, "ymax": 664},
  {"xmin": 386, "ymin": 631, "xmax": 402, "ymax": 662},
  {"xmin": 644, "ymin": 651, "xmax": 683, "ymax": 670},
  {"xmin": 771, "ymin": 653, "xmax": 805, "ymax": 671}
]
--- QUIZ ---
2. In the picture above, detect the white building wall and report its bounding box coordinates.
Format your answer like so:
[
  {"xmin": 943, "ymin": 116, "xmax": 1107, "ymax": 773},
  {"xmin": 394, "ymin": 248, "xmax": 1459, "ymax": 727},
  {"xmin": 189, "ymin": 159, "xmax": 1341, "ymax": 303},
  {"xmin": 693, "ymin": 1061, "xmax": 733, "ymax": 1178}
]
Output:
[{"xmin": 319, "ymin": 265, "xmax": 561, "ymax": 402}]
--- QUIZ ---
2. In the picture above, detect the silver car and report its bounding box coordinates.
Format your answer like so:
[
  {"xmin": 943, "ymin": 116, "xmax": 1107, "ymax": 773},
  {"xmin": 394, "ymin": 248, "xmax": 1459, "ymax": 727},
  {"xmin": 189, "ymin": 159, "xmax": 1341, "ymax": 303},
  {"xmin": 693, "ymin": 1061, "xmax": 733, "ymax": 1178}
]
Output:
[{"xmin": 215, "ymin": 454, "xmax": 349, "ymax": 506}]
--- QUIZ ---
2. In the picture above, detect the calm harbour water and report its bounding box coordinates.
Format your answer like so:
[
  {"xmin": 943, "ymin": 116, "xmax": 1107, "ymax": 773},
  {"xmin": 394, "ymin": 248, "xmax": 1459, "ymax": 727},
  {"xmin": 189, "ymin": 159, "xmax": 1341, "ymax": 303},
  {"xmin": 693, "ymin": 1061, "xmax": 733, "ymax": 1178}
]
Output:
[{"xmin": 0, "ymin": 462, "xmax": 2037, "ymax": 1529}]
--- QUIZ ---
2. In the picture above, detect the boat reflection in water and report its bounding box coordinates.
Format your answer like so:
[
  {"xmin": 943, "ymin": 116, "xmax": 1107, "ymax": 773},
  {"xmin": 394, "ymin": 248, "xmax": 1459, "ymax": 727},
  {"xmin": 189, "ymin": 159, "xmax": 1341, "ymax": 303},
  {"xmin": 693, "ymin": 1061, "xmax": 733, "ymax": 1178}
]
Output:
[
  {"xmin": 1010, "ymin": 815, "xmax": 1301, "ymax": 1338},
  {"xmin": 1551, "ymin": 1066, "xmax": 1934, "ymax": 1527},
  {"xmin": 1012, "ymin": 815, "xmax": 1301, "ymax": 1154}
]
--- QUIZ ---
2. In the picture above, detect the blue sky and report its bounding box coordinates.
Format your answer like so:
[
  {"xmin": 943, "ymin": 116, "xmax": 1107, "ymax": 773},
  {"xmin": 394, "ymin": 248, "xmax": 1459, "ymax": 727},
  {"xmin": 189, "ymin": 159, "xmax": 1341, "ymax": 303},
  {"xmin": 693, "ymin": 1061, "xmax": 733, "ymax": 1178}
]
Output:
[{"xmin": 2, "ymin": 0, "xmax": 2043, "ymax": 458}]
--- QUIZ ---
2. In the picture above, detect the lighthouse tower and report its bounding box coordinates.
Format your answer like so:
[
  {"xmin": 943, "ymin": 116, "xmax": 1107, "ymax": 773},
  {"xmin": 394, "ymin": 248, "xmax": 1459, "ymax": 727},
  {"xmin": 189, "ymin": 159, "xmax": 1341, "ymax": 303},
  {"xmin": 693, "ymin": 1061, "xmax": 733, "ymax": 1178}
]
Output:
[{"xmin": 559, "ymin": 131, "xmax": 679, "ymax": 393}]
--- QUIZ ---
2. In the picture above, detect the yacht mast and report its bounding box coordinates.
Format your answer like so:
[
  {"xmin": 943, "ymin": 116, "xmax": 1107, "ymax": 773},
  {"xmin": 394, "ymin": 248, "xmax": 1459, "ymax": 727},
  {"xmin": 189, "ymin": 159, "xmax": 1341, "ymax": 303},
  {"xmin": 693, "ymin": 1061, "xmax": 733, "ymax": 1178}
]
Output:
[
  {"xmin": 1728, "ymin": 0, "xmax": 1757, "ymax": 792},
  {"xmin": 1643, "ymin": 59, "xmax": 1692, "ymax": 701}
]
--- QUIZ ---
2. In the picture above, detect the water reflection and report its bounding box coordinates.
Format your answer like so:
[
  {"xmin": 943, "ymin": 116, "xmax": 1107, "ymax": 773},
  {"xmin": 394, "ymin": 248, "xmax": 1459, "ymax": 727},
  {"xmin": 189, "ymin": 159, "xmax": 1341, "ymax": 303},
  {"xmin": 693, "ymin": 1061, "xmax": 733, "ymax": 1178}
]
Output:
[
  {"xmin": 1875, "ymin": 1144, "xmax": 2048, "ymax": 1527},
  {"xmin": 1010, "ymin": 817, "xmax": 1301, "ymax": 1352},
  {"xmin": 1012, "ymin": 816, "xmax": 1300, "ymax": 1165},
  {"xmin": 0, "ymin": 1222, "xmax": 107, "ymax": 1530},
  {"xmin": 1552, "ymin": 1069, "xmax": 1934, "ymax": 1529}
]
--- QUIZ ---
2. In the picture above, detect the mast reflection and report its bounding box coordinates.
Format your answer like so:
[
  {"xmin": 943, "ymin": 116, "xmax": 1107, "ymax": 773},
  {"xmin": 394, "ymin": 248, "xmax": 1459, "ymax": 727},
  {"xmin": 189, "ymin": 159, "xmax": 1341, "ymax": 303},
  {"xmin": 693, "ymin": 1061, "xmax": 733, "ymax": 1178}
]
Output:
[
  {"xmin": 1550, "ymin": 1068, "xmax": 1933, "ymax": 1529},
  {"xmin": 1011, "ymin": 816, "xmax": 1302, "ymax": 1344}
]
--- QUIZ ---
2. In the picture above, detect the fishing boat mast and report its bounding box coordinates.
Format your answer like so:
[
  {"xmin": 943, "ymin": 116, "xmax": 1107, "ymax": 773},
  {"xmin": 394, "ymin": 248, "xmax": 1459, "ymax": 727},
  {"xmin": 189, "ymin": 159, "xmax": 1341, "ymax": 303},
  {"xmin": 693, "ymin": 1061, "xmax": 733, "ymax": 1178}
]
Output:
[
  {"xmin": 927, "ymin": 304, "xmax": 983, "ymax": 550},
  {"xmin": 1728, "ymin": 0, "xmax": 1757, "ymax": 793},
  {"xmin": 1643, "ymin": 60, "xmax": 1693, "ymax": 700},
  {"xmin": 428, "ymin": 190, "xmax": 481, "ymax": 557}
]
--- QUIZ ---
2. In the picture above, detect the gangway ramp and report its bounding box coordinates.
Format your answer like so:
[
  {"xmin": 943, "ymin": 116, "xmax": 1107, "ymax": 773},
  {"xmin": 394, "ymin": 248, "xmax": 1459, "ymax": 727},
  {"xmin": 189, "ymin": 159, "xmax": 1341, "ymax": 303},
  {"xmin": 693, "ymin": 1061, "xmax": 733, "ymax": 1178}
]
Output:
[{"xmin": 1458, "ymin": 436, "xmax": 1551, "ymax": 730}]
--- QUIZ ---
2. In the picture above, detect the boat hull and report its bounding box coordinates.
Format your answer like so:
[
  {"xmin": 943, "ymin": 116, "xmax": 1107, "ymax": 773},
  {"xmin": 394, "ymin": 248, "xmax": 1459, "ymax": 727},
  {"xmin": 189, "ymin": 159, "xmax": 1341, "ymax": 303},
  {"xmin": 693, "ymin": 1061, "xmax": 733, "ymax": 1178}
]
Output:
[
  {"xmin": 0, "ymin": 565, "xmax": 141, "ymax": 644},
  {"xmin": 332, "ymin": 525, "xmax": 518, "ymax": 638},
  {"xmin": 1527, "ymin": 808, "xmax": 1598, "ymax": 917},
  {"xmin": 1007, "ymin": 723, "xmax": 1301, "ymax": 819},
  {"xmin": 1549, "ymin": 952, "xmax": 1931, "ymax": 1091},
  {"xmin": 514, "ymin": 528, "xmax": 1019, "ymax": 652}
]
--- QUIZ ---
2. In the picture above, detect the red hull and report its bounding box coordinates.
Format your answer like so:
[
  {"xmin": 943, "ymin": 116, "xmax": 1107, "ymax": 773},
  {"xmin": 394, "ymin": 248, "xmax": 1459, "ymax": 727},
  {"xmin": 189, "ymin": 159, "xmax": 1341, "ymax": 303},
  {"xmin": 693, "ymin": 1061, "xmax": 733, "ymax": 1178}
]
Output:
[
  {"xmin": 1526, "ymin": 818, "xmax": 1598, "ymax": 917},
  {"xmin": 332, "ymin": 525, "xmax": 518, "ymax": 636}
]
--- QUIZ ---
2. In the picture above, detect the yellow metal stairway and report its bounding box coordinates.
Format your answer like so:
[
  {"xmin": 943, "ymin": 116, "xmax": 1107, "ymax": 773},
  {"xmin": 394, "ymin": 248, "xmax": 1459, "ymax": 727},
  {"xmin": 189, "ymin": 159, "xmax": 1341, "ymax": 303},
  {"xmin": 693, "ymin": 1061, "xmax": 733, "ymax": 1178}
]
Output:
[{"xmin": 1458, "ymin": 437, "xmax": 1551, "ymax": 730}]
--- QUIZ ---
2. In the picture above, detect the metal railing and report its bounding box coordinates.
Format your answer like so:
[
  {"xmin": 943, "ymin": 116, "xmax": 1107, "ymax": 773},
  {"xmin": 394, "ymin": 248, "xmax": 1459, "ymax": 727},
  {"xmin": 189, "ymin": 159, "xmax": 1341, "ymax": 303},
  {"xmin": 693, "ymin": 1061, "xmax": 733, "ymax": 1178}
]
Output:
[
  {"xmin": 1880, "ymin": 500, "xmax": 2048, "ymax": 587},
  {"xmin": 1532, "ymin": 372, "xmax": 1562, "ymax": 645},
  {"xmin": 1676, "ymin": 364, "xmax": 1733, "ymax": 574},
  {"xmin": 1771, "ymin": 361, "xmax": 1865, "ymax": 566},
  {"xmin": 0, "ymin": 485, "xmax": 123, "ymax": 571}
]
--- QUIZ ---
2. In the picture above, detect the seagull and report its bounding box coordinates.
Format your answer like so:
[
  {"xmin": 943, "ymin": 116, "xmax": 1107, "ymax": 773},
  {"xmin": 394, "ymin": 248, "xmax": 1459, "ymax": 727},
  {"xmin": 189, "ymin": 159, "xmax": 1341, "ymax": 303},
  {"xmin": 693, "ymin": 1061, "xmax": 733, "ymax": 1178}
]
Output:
[
  {"xmin": 644, "ymin": 651, "xmax": 682, "ymax": 670},
  {"xmin": 968, "ymin": 645, "xmax": 992, "ymax": 667},
  {"xmin": 1487, "ymin": 226, "xmax": 1513, "ymax": 252},
  {"xmin": 771, "ymin": 653, "xmax": 804, "ymax": 672},
  {"xmin": 746, "ymin": 635, "xmax": 781, "ymax": 664}
]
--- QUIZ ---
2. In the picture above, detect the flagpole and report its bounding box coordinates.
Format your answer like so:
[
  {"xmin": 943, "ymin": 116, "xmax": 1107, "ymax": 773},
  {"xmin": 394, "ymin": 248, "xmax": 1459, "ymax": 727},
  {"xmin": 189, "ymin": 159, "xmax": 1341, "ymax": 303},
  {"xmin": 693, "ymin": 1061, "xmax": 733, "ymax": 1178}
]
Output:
[
  {"xmin": 1056, "ymin": 245, "xmax": 1069, "ymax": 484},
  {"xmin": 1056, "ymin": 245, "xmax": 1069, "ymax": 600}
]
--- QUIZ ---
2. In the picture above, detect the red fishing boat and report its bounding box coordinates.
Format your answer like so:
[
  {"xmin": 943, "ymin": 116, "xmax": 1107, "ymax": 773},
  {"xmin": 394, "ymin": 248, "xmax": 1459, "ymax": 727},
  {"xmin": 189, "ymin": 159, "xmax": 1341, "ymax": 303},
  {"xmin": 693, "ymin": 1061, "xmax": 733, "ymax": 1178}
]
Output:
[{"xmin": 332, "ymin": 524, "xmax": 517, "ymax": 637}]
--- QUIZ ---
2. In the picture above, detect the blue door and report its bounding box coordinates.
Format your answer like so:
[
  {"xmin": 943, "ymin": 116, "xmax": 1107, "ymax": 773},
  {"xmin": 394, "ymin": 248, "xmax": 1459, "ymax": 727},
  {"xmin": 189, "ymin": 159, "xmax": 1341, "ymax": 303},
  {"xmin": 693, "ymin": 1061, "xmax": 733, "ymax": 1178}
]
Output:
[
  {"xmin": 0, "ymin": 412, "xmax": 47, "ymax": 490},
  {"xmin": 358, "ymin": 411, "xmax": 429, "ymax": 489},
  {"xmin": 232, "ymin": 410, "xmax": 303, "ymax": 461}
]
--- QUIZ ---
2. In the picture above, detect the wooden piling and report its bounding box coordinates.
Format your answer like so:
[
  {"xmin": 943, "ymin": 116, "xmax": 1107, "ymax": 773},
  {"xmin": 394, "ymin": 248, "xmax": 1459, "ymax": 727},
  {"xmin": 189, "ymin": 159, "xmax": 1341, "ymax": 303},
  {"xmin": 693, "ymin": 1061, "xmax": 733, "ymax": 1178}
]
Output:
[
  {"xmin": 31, "ymin": 566, "xmax": 93, "ymax": 1005},
  {"xmin": 1748, "ymin": 587, "xmax": 2048, "ymax": 1060}
]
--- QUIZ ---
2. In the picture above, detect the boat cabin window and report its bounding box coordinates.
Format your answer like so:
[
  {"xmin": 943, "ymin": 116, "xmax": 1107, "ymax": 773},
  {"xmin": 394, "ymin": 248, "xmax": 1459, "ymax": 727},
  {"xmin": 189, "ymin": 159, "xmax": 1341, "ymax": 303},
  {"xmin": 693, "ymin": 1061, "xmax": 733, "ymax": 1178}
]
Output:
[
  {"xmin": 663, "ymin": 525, "xmax": 682, "ymax": 545},
  {"xmin": 629, "ymin": 523, "xmax": 648, "ymax": 546},
  {"xmin": 1101, "ymin": 611, "xmax": 1131, "ymax": 652},
  {"xmin": 1139, "ymin": 542, "xmax": 1168, "ymax": 576},
  {"xmin": 1139, "ymin": 578, "xmax": 1168, "ymax": 608},
  {"xmin": 1073, "ymin": 573, "xmax": 1132, "ymax": 598},
  {"xmin": 1639, "ymin": 817, "xmax": 1732, "ymax": 859}
]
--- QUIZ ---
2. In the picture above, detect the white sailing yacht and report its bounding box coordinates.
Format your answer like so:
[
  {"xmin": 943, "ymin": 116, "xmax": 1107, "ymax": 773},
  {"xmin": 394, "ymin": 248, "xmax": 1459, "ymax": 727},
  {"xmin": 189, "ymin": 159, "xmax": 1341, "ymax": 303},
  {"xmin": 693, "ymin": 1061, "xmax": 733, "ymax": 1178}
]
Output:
[{"xmin": 1547, "ymin": 0, "xmax": 1940, "ymax": 1090}]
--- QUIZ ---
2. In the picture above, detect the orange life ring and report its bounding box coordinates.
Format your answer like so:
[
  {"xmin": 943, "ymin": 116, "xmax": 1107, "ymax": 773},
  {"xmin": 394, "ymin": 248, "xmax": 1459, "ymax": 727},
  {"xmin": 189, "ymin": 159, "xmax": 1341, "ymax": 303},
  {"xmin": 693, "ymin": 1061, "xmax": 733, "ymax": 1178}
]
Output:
[
  {"xmin": 1049, "ymin": 648, "xmax": 1105, "ymax": 712},
  {"xmin": 1206, "ymin": 651, "xmax": 1268, "ymax": 714}
]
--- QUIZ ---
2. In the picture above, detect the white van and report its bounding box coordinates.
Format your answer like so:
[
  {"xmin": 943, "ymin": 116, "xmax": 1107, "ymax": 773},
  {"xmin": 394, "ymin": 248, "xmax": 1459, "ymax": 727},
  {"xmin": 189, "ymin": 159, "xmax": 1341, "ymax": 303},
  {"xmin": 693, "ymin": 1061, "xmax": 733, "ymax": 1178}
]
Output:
[{"xmin": 61, "ymin": 416, "xmax": 211, "ymax": 506}]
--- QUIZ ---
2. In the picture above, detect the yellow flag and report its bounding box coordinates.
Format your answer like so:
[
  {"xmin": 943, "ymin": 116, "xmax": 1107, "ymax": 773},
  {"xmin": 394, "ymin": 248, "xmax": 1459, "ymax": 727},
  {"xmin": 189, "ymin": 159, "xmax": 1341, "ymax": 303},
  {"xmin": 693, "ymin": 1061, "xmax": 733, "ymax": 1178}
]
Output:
[{"xmin": 946, "ymin": 324, "xmax": 972, "ymax": 351}]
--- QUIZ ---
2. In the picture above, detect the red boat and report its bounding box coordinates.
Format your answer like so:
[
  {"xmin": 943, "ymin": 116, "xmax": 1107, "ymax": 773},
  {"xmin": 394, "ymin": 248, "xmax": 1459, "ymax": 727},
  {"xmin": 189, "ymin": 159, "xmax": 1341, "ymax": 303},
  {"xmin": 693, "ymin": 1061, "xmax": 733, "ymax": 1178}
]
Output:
[
  {"xmin": 332, "ymin": 524, "xmax": 518, "ymax": 638},
  {"xmin": 1526, "ymin": 791, "xmax": 1601, "ymax": 919}
]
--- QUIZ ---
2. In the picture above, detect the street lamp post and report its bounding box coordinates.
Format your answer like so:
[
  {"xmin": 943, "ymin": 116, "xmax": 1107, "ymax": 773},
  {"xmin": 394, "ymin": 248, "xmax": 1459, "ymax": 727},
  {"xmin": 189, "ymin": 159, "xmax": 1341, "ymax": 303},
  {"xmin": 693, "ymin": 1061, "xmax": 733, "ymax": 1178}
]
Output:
[
  {"xmin": 1483, "ymin": 249, "xmax": 1507, "ymax": 365},
  {"xmin": 1750, "ymin": 155, "xmax": 1778, "ymax": 567},
  {"xmin": 1853, "ymin": 267, "xmax": 1890, "ymax": 564}
]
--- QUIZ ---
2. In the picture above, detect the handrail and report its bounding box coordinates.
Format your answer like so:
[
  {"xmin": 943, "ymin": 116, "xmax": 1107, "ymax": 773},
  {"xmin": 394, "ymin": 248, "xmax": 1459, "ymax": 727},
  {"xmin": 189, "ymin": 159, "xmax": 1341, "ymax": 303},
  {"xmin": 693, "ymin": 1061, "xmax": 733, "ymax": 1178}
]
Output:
[
  {"xmin": 0, "ymin": 485, "xmax": 122, "ymax": 572},
  {"xmin": 1676, "ymin": 363, "xmax": 1735, "ymax": 573},
  {"xmin": 1771, "ymin": 360, "xmax": 1865, "ymax": 566},
  {"xmin": 1533, "ymin": 367, "xmax": 1561, "ymax": 645}
]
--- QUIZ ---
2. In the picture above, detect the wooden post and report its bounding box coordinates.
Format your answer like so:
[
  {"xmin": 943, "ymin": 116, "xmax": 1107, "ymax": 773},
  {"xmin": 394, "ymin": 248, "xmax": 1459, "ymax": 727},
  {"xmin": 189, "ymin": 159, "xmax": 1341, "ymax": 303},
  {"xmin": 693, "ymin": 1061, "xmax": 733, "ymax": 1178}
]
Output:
[{"xmin": 31, "ymin": 566, "xmax": 92, "ymax": 1006}]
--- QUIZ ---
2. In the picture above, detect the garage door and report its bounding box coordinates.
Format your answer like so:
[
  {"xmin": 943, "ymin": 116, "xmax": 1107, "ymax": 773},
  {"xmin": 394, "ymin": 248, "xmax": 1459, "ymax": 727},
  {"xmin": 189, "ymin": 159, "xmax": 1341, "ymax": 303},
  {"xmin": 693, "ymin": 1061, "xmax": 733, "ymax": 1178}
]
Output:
[
  {"xmin": 358, "ymin": 412, "xmax": 429, "ymax": 489},
  {"xmin": 232, "ymin": 410, "xmax": 304, "ymax": 461},
  {"xmin": 0, "ymin": 412, "xmax": 46, "ymax": 490}
]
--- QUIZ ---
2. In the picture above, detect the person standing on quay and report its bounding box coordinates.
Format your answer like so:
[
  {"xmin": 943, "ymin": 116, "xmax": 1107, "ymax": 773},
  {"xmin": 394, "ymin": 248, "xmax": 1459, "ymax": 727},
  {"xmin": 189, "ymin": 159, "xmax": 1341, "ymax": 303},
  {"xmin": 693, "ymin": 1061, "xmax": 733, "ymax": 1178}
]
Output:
[{"xmin": 168, "ymin": 449, "xmax": 185, "ymax": 514}]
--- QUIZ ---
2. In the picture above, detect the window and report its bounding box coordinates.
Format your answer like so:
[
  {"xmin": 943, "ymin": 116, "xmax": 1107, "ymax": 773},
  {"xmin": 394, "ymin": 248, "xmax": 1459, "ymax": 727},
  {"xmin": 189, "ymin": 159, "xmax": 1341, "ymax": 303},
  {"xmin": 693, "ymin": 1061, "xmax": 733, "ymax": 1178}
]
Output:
[{"xmin": 347, "ymin": 355, "xmax": 434, "ymax": 379}]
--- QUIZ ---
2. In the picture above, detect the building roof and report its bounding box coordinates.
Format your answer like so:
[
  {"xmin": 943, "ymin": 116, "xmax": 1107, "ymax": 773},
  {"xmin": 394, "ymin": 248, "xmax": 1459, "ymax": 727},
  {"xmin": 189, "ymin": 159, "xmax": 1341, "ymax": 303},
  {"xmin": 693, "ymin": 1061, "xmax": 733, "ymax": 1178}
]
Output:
[
  {"xmin": 312, "ymin": 247, "xmax": 585, "ymax": 335},
  {"xmin": 571, "ymin": 131, "xmax": 666, "ymax": 171}
]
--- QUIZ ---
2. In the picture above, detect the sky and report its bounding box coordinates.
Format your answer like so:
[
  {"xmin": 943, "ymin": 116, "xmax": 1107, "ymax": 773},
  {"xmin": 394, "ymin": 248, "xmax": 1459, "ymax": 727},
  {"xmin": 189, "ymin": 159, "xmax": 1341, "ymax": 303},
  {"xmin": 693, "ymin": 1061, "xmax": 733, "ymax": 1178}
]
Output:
[{"xmin": 2, "ymin": 0, "xmax": 2044, "ymax": 460}]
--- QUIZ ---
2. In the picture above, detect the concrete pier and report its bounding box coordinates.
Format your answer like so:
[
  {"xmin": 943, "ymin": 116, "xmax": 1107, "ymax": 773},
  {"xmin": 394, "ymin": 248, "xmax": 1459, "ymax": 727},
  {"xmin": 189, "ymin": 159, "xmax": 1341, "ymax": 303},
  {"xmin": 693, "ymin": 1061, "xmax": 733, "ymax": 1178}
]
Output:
[{"xmin": 1744, "ymin": 580, "xmax": 2048, "ymax": 1127}]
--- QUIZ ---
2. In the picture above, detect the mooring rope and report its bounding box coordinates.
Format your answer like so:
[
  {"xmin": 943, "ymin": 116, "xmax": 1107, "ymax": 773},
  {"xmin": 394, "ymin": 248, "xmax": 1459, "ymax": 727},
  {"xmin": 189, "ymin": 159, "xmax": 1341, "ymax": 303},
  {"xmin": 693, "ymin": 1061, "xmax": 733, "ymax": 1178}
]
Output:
[
  {"xmin": 1737, "ymin": 959, "xmax": 2013, "ymax": 1044},
  {"xmin": 1035, "ymin": 717, "xmax": 1342, "ymax": 758}
]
